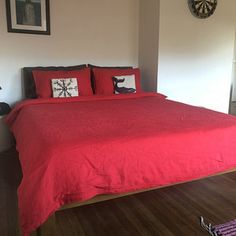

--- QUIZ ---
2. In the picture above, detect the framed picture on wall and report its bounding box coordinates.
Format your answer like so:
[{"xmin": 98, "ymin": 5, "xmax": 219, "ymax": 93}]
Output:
[{"xmin": 6, "ymin": 0, "xmax": 50, "ymax": 35}]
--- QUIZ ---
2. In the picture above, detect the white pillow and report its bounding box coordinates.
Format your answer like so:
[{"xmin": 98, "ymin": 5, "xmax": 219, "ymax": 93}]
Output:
[
  {"xmin": 51, "ymin": 78, "xmax": 78, "ymax": 98},
  {"xmin": 113, "ymin": 75, "xmax": 136, "ymax": 94}
]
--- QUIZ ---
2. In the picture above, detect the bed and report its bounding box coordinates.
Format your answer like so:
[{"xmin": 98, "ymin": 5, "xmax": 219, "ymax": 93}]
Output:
[{"xmin": 5, "ymin": 66, "xmax": 236, "ymax": 236}]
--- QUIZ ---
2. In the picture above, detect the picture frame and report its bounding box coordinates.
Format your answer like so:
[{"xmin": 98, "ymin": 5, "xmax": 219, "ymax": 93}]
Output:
[{"xmin": 6, "ymin": 0, "xmax": 50, "ymax": 35}]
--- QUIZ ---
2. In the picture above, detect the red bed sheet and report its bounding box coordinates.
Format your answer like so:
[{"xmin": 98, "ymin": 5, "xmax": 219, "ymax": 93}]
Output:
[{"xmin": 5, "ymin": 93, "xmax": 236, "ymax": 235}]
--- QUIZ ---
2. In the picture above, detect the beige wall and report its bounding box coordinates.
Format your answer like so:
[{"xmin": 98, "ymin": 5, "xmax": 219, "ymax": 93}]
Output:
[
  {"xmin": 0, "ymin": 0, "xmax": 139, "ymax": 104},
  {"xmin": 158, "ymin": 0, "xmax": 236, "ymax": 113}
]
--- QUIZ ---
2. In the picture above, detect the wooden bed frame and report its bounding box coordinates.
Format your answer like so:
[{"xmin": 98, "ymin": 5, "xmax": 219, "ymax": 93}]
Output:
[
  {"xmin": 19, "ymin": 69, "xmax": 236, "ymax": 235},
  {"xmin": 30, "ymin": 167, "xmax": 236, "ymax": 236}
]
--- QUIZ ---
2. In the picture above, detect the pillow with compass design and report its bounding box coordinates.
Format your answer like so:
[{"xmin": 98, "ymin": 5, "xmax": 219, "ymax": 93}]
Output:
[
  {"xmin": 32, "ymin": 68, "xmax": 92, "ymax": 98},
  {"xmin": 51, "ymin": 78, "xmax": 78, "ymax": 98}
]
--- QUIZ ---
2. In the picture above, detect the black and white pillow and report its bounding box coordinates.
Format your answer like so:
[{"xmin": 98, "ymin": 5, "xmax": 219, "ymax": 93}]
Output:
[
  {"xmin": 51, "ymin": 78, "xmax": 79, "ymax": 98},
  {"xmin": 113, "ymin": 75, "xmax": 136, "ymax": 94}
]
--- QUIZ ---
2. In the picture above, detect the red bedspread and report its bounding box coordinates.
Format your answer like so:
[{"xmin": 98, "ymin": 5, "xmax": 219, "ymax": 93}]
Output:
[{"xmin": 5, "ymin": 93, "xmax": 236, "ymax": 235}]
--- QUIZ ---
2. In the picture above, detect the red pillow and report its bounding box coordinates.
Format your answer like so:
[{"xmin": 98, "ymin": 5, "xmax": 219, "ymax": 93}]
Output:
[
  {"xmin": 93, "ymin": 68, "xmax": 142, "ymax": 95},
  {"xmin": 32, "ymin": 68, "xmax": 93, "ymax": 98}
]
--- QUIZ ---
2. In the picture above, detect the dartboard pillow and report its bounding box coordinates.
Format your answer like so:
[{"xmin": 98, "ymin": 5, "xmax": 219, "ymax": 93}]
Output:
[
  {"xmin": 51, "ymin": 78, "xmax": 78, "ymax": 98},
  {"xmin": 113, "ymin": 75, "xmax": 136, "ymax": 94}
]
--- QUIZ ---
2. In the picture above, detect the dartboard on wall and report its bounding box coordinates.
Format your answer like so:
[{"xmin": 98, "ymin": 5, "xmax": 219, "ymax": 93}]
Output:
[{"xmin": 188, "ymin": 0, "xmax": 217, "ymax": 19}]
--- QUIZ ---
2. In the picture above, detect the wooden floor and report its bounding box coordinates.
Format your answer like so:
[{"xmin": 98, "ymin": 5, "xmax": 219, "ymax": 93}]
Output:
[{"xmin": 1, "ymin": 149, "xmax": 236, "ymax": 236}]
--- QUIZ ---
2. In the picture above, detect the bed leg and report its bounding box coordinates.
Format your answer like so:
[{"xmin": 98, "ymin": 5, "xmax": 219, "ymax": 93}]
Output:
[{"xmin": 35, "ymin": 214, "xmax": 57, "ymax": 236}]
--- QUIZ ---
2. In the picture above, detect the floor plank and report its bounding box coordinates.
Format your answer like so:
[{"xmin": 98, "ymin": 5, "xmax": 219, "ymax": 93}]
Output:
[
  {"xmin": 1, "ymin": 148, "xmax": 236, "ymax": 236},
  {"xmin": 0, "ymin": 148, "xmax": 22, "ymax": 236}
]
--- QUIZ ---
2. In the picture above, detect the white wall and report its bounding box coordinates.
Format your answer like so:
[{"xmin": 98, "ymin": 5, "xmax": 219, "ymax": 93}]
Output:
[
  {"xmin": 158, "ymin": 0, "xmax": 236, "ymax": 113},
  {"xmin": 0, "ymin": 0, "xmax": 139, "ymax": 152},
  {"xmin": 0, "ymin": 0, "xmax": 139, "ymax": 105}
]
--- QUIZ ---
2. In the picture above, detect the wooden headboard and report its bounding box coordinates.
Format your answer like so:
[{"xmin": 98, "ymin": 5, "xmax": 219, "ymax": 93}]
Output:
[{"xmin": 22, "ymin": 64, "xmax": 133, "ymax": 98}]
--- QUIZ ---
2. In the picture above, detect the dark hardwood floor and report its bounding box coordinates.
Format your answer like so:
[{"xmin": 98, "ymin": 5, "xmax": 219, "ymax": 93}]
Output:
[
  {"xmin": 1, "ymin": 148, "xmax": 236, "ymax": 236},
  {"xmin": 0, "ymin": 148, "xmax": 21, "ymax": 236}
]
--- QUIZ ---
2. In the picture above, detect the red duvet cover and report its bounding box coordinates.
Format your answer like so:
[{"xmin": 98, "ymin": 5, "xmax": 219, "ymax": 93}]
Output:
[{"xmin": 5, "ymin": 93, "xmax": 236, "ymax": 235}]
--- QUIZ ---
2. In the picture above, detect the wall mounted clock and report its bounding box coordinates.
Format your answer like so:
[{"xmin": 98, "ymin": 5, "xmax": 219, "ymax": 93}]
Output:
[{"xmin": 188, "ymin": 0, "xmax": 217, "ymax": 19}]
